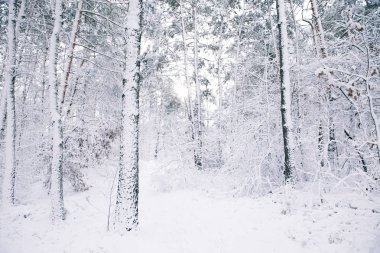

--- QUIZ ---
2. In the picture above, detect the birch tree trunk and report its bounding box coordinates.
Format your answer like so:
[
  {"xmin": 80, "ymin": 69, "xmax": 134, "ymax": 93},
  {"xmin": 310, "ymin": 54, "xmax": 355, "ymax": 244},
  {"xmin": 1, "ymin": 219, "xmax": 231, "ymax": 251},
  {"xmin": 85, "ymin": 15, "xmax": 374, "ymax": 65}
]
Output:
[
  {"xmin": 48, "ymin": 0, "xmax": 65, "ymax": 221},
  {"xmin": 114, "ymin": 0, "xmax": 143, "ymax": 231},
  {"xmin": 2, "ymin": 0, "xmax": 17, "ymax": 207},
  {"xmin": 276, "ymin": 0, "xmax": 296, "ymax": 183}
]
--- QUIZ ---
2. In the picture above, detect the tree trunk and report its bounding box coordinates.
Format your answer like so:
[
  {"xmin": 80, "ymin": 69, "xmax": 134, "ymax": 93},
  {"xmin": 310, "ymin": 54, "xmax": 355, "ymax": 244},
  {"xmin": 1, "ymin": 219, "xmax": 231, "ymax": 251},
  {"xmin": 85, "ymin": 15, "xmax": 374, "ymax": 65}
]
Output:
[
  {"xmin": 48, "ymin": 0, "xmax": 65, "ymax": 221},
  {"xmin": 217, "ymin": 15, "xmax": 224, "ymax": 169},
  {"xmin": 0, "ymin": 0, "xmax": 25, "ymax": 138},
  {"xmin": 0, "ymin": 86, "xmax": 7, "ymax": 137},
  {"xmin": 2, "ymin": 0, "xmax": 17, "ymax": 207},
  {"xmin": 363, "ymin": 44, "xmax": 380, "ymax": 163},
  {"xmin": 289, "ymin": 0, "xmax": 305, "ymax": 171},
  {"xmin": 276, "ymin": 0, "xmax": 296, "ymax": 183},
  {"xmin": 179, "ymin": 0, "xmax": 193, "ymax": 121},
  {"xmin": 154, "ymin": 95, "xmax": 163, "ymax": 159},
  {"xmin": 114, "ymin": 0, "xmax": 143, "ymax": 232},
  {"xmin": 193, "ymin": 3, "xmax": 203, "ymax": 170},
  {"xmin": 179, "ymin": 0, "xmax": 197, "ymax": 166},
  {"xmin": 59, "ymin": 0, "xmax": 83, "ymax": 112},
  {"xmin": 310, "ymin": 0, "xmax": 328, "ymax": 59},
  {"xmin": 310, "ymin": 0, "xmax": 337, "ymax": 168}
]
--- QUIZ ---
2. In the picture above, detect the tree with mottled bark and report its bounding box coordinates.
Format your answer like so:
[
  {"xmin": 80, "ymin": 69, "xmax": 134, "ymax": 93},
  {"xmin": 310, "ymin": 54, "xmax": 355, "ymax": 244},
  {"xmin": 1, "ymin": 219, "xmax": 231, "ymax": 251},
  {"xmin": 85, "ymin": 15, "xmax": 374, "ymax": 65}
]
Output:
[
  {"xmin": 1, "ymin": 0, "xmax": 17, "ymax": 207},
  {"xmin": 276, "ymin": 0, "xmax": 296, "ymax": 183},
  {"xmin": 193, "ymin": 3, "xmax": 203, "ymax": 170},
  {"xmin": 47, "ymin": 0, "xmax": 65, "ymax": 221},
  {"xmin": 114, "ymin": 0, "xmax": 143, "ymax": 232}
]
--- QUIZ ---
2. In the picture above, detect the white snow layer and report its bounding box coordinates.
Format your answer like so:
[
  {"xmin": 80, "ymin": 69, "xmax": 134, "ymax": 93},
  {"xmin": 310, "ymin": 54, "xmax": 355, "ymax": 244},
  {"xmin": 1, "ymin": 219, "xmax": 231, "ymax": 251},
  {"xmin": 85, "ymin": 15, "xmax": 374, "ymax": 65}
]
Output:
[{"xmin": 1, "ymin": 160, "xmax": 380, "ymax": 253}]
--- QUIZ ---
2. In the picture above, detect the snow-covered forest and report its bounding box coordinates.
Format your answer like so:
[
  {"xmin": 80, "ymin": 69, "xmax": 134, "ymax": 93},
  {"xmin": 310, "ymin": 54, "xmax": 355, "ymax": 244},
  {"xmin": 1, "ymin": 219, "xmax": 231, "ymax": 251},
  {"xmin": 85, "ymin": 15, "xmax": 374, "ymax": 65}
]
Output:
[{"xmin": 0, "ymin": 0, "xmax": 380, "ymax": 252}]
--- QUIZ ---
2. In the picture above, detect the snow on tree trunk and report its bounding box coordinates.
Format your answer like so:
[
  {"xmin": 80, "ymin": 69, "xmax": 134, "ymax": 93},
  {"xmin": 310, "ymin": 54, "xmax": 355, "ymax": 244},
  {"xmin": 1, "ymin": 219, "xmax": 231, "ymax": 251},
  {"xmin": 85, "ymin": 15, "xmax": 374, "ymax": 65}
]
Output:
[
  {"xmin": 363, "ymin": 41, "xmax": 380, "ymax": 163},
  {"xmin": 217, "ymin": 15, "xmax": 224, "ymax": 169},
  {"xmin": 154, "ymin": 97, "xmax": 163, "ymax": 159},
  {"xmin": 0, "ymin": 84, "xmax": 7, "ymax": 136},
  {"xmin": 48, "ymin": 0, "xmax": 65, "ymax": 221},
  {"xmin": 289, "ymin": 0, "xmax": 305, "ymax": 170},
  {"xmin": 310, "ymin": 0, "xmax": 328, "ymax": 59},
  {"xmin": 276, "ymin": 0, "xmax": 296, "ymax": 183},
  {"xmin": 1, "ymin": 0, "xmax": 17, "ymax": 207},
  {"xmin": 193, "ymin": 4, "xmax": 203, "ymax": 170},
  {"xmin": 114, "ymin": 0, "xmax": 143, "ymax": 232},
  {"xmin": 366, "ymin": 85, "xmax": 380, "ymax": 161},
  {"xmin": 59, "ymin": 0, "xmax": 83, "ymax": 112},
  {"xmin": 310, "ymin": 0, "xmax": 337, "ymax": 169},
  {"xmin": 179, "ymin": 0, "xmax": 193, "ymax": 120},
  {"xmin": 179, "ymin": 0, "xmax": 197, "ymax": 166}
]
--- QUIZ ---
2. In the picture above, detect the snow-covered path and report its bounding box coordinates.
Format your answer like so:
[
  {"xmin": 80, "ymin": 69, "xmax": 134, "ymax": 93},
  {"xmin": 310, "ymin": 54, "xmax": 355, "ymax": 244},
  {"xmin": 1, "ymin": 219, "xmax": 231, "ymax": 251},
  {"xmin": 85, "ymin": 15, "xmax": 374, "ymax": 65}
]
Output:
[{"xmin": 1, "ymin": 161, "xmax": 380, "ymax": 253}]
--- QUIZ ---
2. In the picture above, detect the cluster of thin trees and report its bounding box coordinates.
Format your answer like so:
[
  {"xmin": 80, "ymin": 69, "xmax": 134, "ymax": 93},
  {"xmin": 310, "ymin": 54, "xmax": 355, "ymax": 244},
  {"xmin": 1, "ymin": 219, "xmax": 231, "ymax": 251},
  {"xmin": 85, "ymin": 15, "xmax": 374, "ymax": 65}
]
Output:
[
  {"xmin": 1, "ymin": 0, "xmax": 142, "ymax": 231},
  {"xmin": 0, "ymin": 0, "xmax": 379, "ymax": 231}
]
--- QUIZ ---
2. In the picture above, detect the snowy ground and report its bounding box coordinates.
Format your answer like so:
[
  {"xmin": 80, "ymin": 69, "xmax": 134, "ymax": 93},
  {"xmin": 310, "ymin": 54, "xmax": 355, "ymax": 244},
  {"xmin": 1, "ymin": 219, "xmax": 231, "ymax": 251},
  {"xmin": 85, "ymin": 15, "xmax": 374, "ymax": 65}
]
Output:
[{"xmin": 1, "ymin": 160, "xmax": 380, "ymax": 253}]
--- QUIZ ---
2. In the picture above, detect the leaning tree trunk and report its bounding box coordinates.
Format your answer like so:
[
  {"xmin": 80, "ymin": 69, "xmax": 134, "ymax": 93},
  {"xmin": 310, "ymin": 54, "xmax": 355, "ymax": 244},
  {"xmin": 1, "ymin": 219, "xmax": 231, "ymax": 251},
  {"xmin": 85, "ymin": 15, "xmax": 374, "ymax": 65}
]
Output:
[
  {"xmin": 47, "ymin": 0, "xmax": 65, "ymax": 221},
  {"xmin": 114, "ymin": 0, "xmax": 143, "ymax": 232},
  {"xmin": 59, "ymin": 0, "xmax": 83, "ymax": 112},
  {"xmin": 1, "ymin": 0, "xmax": 17, "ymax": 207},
  {"xmin": 310, "ymin": 0, "xmax": 327, "ymax": 59},
  {"xmin": 276, "ymin": 0, "xmax": 296, "ymax": 183}
]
